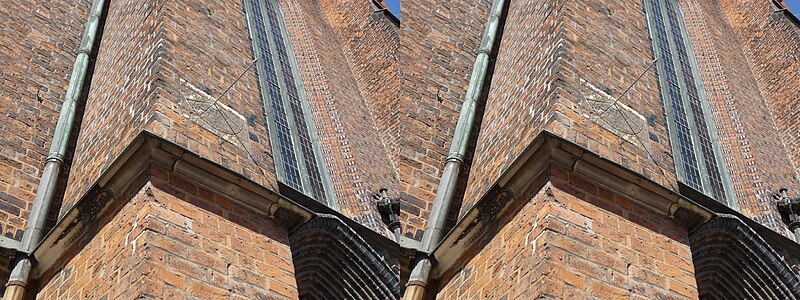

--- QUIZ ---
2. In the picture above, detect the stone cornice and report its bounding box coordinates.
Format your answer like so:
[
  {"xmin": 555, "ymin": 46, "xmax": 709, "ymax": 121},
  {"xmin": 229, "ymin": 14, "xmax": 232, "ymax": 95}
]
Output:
[
  {"xmin": 430, "ymin": 131, "xmax": 715, "ymax": 280},
  {"xmin": 429, "ymin": 131, "xmax": 800, "ymax": 282},
  {"xmin": 30, "ymin": 131, "xmax": 396, "ymax": 279}
]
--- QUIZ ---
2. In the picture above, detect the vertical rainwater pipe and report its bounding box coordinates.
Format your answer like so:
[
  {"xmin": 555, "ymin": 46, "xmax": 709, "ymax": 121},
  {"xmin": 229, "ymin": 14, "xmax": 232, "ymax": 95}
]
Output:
[
  {"xmin": 3, "ymin": 0, "xmax": 107, "ymax": 298},
  {"xmin": 402, "ymin": 0, "xmax": 507, "ymax": 298}
]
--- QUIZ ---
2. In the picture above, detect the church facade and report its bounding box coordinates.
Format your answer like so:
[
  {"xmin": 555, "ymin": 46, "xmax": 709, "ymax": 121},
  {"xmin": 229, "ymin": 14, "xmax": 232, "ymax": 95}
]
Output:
[{"xmin": 0, "ymin": 0, "xmax": 798, "ymax": 299}]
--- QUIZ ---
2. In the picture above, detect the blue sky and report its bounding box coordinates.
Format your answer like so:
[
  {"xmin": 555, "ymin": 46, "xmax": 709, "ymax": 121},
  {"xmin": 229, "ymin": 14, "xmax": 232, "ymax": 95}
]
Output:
[
  {"xmin": 385, "ymin": 0, "xmax": 400, "ymax": 19},
  {"xmin": 788, "ymin": 0, "xmax": 800, "ymax": 18}
]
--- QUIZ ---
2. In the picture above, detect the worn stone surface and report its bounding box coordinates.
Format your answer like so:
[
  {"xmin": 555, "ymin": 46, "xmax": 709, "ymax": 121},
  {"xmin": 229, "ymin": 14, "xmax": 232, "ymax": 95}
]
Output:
[{"xmin": 438, "ymin": 167, "xmax": 697, "ymax": 299}]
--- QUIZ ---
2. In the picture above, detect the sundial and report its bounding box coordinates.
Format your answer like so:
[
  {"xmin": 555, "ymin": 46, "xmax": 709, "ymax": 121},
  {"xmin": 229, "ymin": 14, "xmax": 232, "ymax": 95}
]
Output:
[
  {"xmin": 178, "ymin": 78, "xmax": 251, "ymax": 150},
  {"xmin": 578, "ymin": 78, "xmax": 650, "ymax": 146}
]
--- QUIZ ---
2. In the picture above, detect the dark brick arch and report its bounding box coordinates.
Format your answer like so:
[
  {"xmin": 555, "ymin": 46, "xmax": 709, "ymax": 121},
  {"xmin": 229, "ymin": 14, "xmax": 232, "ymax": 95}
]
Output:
[
  {"xmin": 289, "ymin": 214, "xmax": 400, "ymax": 300},
  {"xmin": 690, "ymin": 214, "xmax": 800, "ymax": 299}
]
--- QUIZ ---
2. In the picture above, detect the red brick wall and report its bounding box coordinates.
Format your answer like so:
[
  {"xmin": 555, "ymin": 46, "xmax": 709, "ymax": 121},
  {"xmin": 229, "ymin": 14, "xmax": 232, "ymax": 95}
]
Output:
[
  {"xmin": 718, "ymin": 0, "xmax": 800, "ymax": 178},
  {"xmin": 462, "ymin": 0, "xmax": 564, "ymax": 207},
  {"xmin": 555, "ymin": 0, "xmax": 675, "ymax": 190},
  {"xmin": 398, "ymin": 0, "xmax": 492, "ymax": 240},
  {"xmin": 150, "ymin": 0, "xmax": 278, "ymax": 190},
  {"xmin": 38, "ymin": 166, "xmax": 297, "ymax": 299},
  {"xmin": 464, "ymin": 0, "xmax": 676, "ymax": 212},
  {"xmin": 280, "ymin": 0, "xmax": 397, "ymax": 231},
  {"xmin": 16, "ymin": 0, "xmax": 402, "ymax": 235},
  {"xmin": 78, "ymin": 0, "xmax": 403, "ymax": 234},
  {"xmin": 0, "ymin": 0, "xmax": 92, "ymax": 239},
  {"xmin": 63, "ymin": 0, "xmax": 164, "ymax": 208},
  {"xmin": 65, "ymin": 0, "xmax": 279, "ymax": 212},
  {"xmin": 319, "ymin": 0, "xmax": 401, "ymax": 170},
  {"xmin": 438, "ymin": 168, "xmax": 697, "ymax": 299},
  {"xmin": 679, "ymin": 0, "xmax": 800, "ymax": 232}
]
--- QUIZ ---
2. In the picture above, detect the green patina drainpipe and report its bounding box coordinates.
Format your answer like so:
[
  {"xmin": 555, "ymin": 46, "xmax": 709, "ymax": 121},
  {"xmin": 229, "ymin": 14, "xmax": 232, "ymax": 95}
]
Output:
[
  {"xmin": 4, "ymin": 0, "xmax": 107, "ymax": 298},
  {"xmin": 402, "ymin": 0, "xmax": 507, "ymax": 298}
]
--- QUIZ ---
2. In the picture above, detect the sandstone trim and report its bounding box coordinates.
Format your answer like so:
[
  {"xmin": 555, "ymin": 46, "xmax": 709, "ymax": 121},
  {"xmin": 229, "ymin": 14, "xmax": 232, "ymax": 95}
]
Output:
[{"xmin": 30, "ymin": 131, "xmax": 396, "ymax": 279}]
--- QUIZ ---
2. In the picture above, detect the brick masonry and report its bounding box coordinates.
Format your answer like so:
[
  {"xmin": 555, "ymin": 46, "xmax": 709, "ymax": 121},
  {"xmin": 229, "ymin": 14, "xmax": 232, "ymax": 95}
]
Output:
[
  {"xmin": 716, "ymin": 0, "xmax": 800, "ymax": 179},
  {"xmin": 462, "ymin": 0, "xmax": 563, "ymax": 207},
  {"xmin": 318, "ymin": 0, "xmax": 401, "ymax": 169},
  {"xmin": 1, "ymin": 0, "xmax": 403, "ymax": 255},
  {"xmin": 679, "ymin": 0, "xmax": 800, "ymax": 233},
  {"xmin": 62, "ymin": 0, "xmax": 406, "ymax": 235},
  {"xmin": 64, "ymin": 0, "xmax": 167, "ymax": 208},
  {"xmin": 280, "ymin": 0, "xmax": 399, "ymax": 232},
  {"xmin": 2, "ymin": 0, "xmax": 800, "ymax": 298},
  {"xmin": 399, "ymin": 0, "xmax": 799, "ymax": 242},
  {"xmin": 0, "ymin": 0, "xmax": 92, "ymax": 240},
  {"xmin": 313, "ymin": 0, "xmax": 402, "ymax": 230},
  {"xmin": 63, "ymin": 0, "xmax": 281, "ymax": 215},
  {"xmin": 37, "ymin": 165, "xmax": 297, "ymax": 299},
  {"xmin": 398, "ymin": 0, "xmax": 492, "ymax": 240},
  {"xmin": 438, "ymin": 167, "xmax": 697, "ymax": 299},
  {"xmin": 464, "ymin": 0, "xmax": 676, "ymax": 213}
]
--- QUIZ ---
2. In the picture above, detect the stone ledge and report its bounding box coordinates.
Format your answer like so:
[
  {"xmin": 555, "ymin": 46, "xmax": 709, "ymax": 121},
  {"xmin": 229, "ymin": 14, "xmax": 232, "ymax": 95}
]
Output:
[
  {"xmin": 430, "ymin": 131, "xmax": 800, "ymax": 282},
  {"xmin": 430, "ymin": 131, "xmax": 715, "ymax": 280},
  {"xmin": 30, "ymin": 131, "xmax": 397, "ymax": 279},
  {"xmin": 0, "ymin": 236, "xmax": 21, "ymax": 252}
]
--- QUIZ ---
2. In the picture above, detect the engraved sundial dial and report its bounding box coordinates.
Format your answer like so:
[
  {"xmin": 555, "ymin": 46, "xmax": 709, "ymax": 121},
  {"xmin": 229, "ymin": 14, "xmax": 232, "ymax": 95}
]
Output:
[
  {"xmin": 578, "ymin": 79, "xmax": 650, "ymax": 145},
  {"xmin": 178, "ymin": 78, "xmax": 251, "ymax": 150}
]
